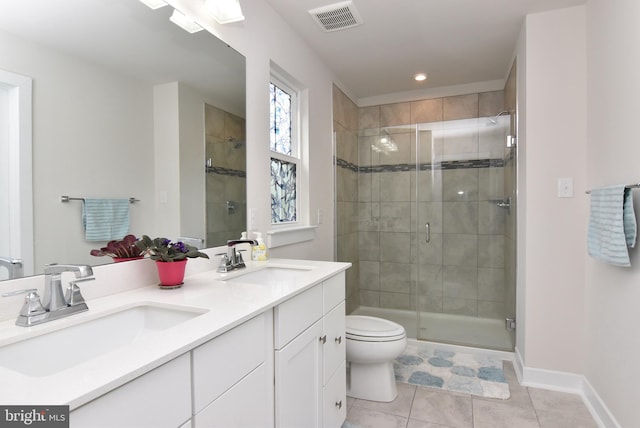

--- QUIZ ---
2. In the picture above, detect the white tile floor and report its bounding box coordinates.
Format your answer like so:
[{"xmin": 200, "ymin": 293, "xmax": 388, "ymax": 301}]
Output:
[{"xmin": 342, "ymin": 362, "xmax": 599, "ymax": 428}]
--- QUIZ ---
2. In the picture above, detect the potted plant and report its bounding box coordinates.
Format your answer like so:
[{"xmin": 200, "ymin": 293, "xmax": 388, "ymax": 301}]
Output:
[
  {"xmin": 135, "ymin": 235, "xmax": 209, "ymax": 287},
  {"xmin": 90, "ymin": 234, "xmax": 145, "ymax": 262}
]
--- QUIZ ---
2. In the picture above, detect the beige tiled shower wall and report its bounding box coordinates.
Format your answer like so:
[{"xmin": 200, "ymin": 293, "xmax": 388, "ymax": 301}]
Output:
[
  {"xmin": 357, "ymin": 91, "xmax": 510, "ymax": 320},
  {"xmin": 205, "ymin": 104, "xmax": 247, "ymax": 247},
  {"xmin": 333, "ymin": 86, "xmax": 361, "ymax": 314}
]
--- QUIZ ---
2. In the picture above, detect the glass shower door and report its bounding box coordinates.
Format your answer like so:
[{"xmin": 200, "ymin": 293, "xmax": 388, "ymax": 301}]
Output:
[{"xmin": 415, "ymin": 116, "xmax": 514, "ymax": 351}]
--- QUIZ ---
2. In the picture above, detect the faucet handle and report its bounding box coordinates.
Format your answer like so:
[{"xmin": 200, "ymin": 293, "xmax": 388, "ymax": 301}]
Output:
[
  {"xmin": 66, "ymin": 278, "xmax": 94, "ymax": 307},
  {"xmin": 2, "ymin": 289, "xmax": 46, "ymax": 316},
  {"xmin": 216, "ymin": 254, "xmax": 232, "ymax": 273},
  {"xmin": 44, "ymin": 263, "xmax": 94, "ymax": 278}
]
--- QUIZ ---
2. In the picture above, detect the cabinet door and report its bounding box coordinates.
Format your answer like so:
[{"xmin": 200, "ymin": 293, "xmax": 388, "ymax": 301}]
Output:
[
  {"xmin": 275, "ymin": 320, "xmax": 323, "ymax": 428},
  {"xmin": 192, "ymin": 313, "xmax": 267, "ymax": 413},
  {"xmin": 323, "ymin": 301, "xmax": 345, "ymax": 385},
  {"xmin": 323, "ymin": 362, "xmax": 346, "ymax": 428},
  {"xmin": 70, "ymin": 354, "xmax": 191, "ymax": 428},
  {"xmin": 195, "ymin": 364, "xmax": 270, "ymax": 428}
]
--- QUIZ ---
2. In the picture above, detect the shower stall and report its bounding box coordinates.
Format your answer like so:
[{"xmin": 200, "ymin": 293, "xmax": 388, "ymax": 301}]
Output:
[
  {"xmin": 204, "ymin": 103, "xmax": 247, "ymax": 247},
  {"xmin": 334, "ymin": 89, "xmax": 517, "ymax": 352}
]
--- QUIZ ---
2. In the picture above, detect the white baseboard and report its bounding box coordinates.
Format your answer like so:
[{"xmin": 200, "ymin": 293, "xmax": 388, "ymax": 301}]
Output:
[
  {"xmin": 513, "ymin": 347, "xmax": 620, "ymax": 428},
  {"xmin": 581, "ymin": 377, "xmax": 622, "ymax": 428}
]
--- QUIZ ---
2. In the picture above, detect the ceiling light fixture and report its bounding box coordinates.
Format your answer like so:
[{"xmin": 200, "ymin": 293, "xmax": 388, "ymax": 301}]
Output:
[
  {"xmin": 169, "ymin": 9, "xmax": 204, "ymax": 33},
  {"xmin": 414, "ymin": 73, "xmax": 428, "ymax": 82},
  {"xmin": 138, "ymin": 0, "xmax": 168, "ymax": 9},
  {"xmin": 206, "ymin": 0, "xmax": 245, "ymax": 24}
]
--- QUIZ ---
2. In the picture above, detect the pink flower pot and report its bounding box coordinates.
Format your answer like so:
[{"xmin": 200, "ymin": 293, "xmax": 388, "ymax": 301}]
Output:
[{"xmin": 155, "ymin": 260, "xmax": 187, "ymax": 287}]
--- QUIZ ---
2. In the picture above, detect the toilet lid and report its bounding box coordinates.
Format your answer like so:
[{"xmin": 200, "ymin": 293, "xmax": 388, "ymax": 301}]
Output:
[{"xmin": 346, "ymin": 315, "xmax": 406, "ymax": 341}]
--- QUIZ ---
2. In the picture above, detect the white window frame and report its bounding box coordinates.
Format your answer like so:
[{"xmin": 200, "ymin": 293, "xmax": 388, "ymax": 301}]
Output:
[
  {"xmin": 269, "ymin": 75, "xmax": 300, "ymax": 225},
  {"xmin": 267, "ymin": 66, "xmax": 315, "ymax": 248}
]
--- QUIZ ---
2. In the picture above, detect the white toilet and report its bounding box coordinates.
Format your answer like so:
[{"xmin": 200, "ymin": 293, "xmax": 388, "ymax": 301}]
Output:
[{"xmin": 345, "ymin": 315, "xmax": 407, "ymax": 402}]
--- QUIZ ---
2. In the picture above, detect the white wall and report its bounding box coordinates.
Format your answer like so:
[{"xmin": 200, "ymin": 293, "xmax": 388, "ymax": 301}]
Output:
[
  {"xmin": 520, "ymin": 3, "xmax": 640, "ymax": 425},
  {"xmin": 585, "ymin": 1, "xmax": 640, "ymax": 426},
  {"xmin": 154, "ymin": 81, "xmax": 220, "ymax": 243},
  {"xmin": 0, "ymin": 28, "xmax": 156, "ymax": 270},
  {"xmin": 178, "ymin": 83, "xmax": 207, "ymax": 242},
  {"xmin": 519, "ymin": 6, "xmax": 587, "ymax": 373},
  {"xmin": 169, "ymin": 0, "xmax": 337, "ymax": 261},
  {"xmin": 0, "ymin": 0, "xmax": 339, "ymax": 279},
  {"xmin": 153, "ymin": 82, "xmax": 181, "ymax": 239}
]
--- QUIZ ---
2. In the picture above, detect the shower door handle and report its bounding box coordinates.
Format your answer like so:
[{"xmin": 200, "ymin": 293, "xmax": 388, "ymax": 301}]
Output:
[{"xmin": 425, "ymin": 222, "xmax": 430, "ymax": 243}]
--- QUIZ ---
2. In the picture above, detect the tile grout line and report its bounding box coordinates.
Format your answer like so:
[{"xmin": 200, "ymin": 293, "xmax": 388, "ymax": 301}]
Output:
[
  {"xmin": 525, "ymin": 387, "xmax": 543, "ymax": 428},
  {"xmin": 405, "ymin": 385, "xmax": 418, "ymax": 427}
]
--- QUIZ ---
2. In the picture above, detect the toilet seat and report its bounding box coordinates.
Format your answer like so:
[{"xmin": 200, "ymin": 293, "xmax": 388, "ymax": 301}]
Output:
[{"xmin": 346, "ymin": 315, "xmax": 406, "ymax": 342}]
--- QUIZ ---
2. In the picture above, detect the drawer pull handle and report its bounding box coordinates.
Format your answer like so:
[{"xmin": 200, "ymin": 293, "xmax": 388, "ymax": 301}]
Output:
[
  {"xmin": 335, "ymin": 400, "xmax": 343, "ymax": 409},
  {"xmin": 335, "ymin": 336, "xmax": 342, "ymax": 344},
  {"xmin": 319, "ymin": 335, "xmax": 327, "ymax": 344}
]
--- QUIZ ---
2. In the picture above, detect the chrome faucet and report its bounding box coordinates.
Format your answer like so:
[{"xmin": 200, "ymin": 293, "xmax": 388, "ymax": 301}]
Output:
[
  {"xmin": 2, "ymin": 263, "xmax": 94, "ymax": 327},
  {"xmin": 217, "ymin": 239, "xmax": 257, "ymax": 273},
  {"xmin": 43, "ymin": 264, "xmax": 93, "ymax": 311},
  {"xmin": 0, "ymin": 257, "xmax": 24, "ymax": 280}
]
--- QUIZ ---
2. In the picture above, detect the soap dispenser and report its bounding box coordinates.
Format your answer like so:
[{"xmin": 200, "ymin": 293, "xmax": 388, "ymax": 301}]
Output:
[{"xmin": 251, "ymin": 232, "xmax": 268, "ymax": 261}]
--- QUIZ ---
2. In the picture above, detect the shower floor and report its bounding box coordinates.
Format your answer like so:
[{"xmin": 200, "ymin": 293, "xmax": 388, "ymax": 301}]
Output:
[{"xmin": 351, "ymin": 306, "xmax": 514, "ymax": 351}]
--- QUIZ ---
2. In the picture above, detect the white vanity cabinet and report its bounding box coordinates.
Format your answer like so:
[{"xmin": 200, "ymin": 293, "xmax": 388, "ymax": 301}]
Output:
[
  {"xmin": 191, "ymin": 311, "xmax": 273, "ymax": 428},
  {"xmin": 274, "ymin": 272, "xmax": 346, "ymax": 428},
  {"xmin": 70, "ymin": 354, "xmax": 191, "ymax": 428},
  {"xmin": 70, "ymin": 312, "xmax": 273, "ymax": 428},
  {"xmin": 58, "ymin": 263, "xmax": 350, "ymax": 428}
]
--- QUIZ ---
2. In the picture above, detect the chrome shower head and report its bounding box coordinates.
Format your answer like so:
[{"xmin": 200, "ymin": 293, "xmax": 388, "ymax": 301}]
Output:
[{"xmin": 487, "ymin": 110, "xmax": 511, "ymax": 125}]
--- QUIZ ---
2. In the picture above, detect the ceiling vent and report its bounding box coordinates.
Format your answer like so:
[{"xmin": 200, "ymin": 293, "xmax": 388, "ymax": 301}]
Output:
[{"xmin": 309, "ymin": 1, "xmax": 363, "ymax": 32}]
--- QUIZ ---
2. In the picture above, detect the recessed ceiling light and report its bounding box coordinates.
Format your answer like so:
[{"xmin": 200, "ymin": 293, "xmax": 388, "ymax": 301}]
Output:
[
  {"xmin": 414, "ymin": 73, "xmax": 428, "ymax": 82},
  {"xmin": 206, "ymin": 0, "xmax": 245, "ymax": 24},
  {"xmin": 170, "ymin": 9, "xmax": 203, "ymax": 33},
  {"xmin": 139, "ymin": 0, "xmax": 167, "ymax": 9}
]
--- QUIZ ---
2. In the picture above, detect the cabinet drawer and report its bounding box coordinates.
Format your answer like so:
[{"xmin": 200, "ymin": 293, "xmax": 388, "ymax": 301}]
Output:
[
  {"xmin": 195, "ymin": 364, "xmax": 271, "ymax": 428},
  {"xmin": 323, "ymin": 361, "xmax": 346, "ymax": 428},
  {"xmin": 275, "ymin": 284, "xmax": 323, "ymax": 349},
  {"xmin": 70, "ymin": 354, "xmax": 191, "ymax": 428},
  {"xmin": 323, "ymin": 301, "xmax": 345, "ymax": 384},
  {"xmin": 323, "ymin": 272, "xmax": 345, "ymax": 313},
  {"xmin": 192, "ymin": 313, "xmax": 267, "ymax": 412}
]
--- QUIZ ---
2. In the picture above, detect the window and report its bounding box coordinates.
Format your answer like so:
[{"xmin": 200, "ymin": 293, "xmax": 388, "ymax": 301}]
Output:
[{"xmin": 269, "ymin": 77, "xmax": 299, "ymax": 224}]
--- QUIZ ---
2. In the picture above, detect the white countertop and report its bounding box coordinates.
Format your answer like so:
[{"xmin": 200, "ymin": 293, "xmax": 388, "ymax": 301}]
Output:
[{"xmin": 0, "ymin": 258, "xmax": 350, "ymax": 409}]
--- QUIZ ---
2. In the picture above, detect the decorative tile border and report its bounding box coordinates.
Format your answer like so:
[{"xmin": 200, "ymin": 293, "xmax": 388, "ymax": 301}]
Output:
[
  {"xmin": 336, "ymin": 158, "xmax": 358, "ymax": 172},
  {"xmin": 206, "ymin": 166, "xmax": 246, "ymax": 178},
  {"xmin": 335, "ymin": 157, "xmax": 505, "ymax": 173}
]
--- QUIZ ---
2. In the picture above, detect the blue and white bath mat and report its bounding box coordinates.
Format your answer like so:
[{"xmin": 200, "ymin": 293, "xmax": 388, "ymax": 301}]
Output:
[{"xmin": 394, "ymin": 341, "xmax": 510, "ymax": 399}]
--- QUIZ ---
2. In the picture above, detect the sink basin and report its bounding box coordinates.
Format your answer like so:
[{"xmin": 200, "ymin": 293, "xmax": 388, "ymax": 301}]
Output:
[
  {"xmin": 0, "ymin": 304, "xmax": 207, "ymax": 377},
  {"xmin": 225, "ymin": 266, "xmax": 313, "ymax": 285}
]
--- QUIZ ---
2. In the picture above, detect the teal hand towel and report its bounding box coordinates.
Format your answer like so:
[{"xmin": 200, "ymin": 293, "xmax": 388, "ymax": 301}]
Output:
[
  {"xmin": 82, "ymin": 199, "xmax": 130, "ymax": 242},
  {"xmin": 587, "ymin": 185, "xmax": 637, "ymax": 267}
]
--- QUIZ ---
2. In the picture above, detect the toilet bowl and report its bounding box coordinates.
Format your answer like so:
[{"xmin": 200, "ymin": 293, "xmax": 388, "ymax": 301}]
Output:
[{"xmin": 346, "ymin": 315, "xmax": 407, "ymax": 402}]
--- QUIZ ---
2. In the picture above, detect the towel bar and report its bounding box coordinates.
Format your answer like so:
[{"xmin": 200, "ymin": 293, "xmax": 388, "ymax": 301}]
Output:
[
  {"xmin": 60, "ymin": 196, "xmax": 140, "ymax": 203},
  {"xmin": 585, "ymin": 183, "xmax": 640, "ymax": 194}
]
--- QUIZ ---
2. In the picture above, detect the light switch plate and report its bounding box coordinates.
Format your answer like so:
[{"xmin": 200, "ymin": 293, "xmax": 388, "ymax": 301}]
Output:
[{"xmin": 558, "ymin": 177, "xmax": 574, "ymax": 198}]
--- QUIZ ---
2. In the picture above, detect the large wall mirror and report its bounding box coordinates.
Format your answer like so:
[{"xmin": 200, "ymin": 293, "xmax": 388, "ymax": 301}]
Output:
[{"xmin": 0, "ymin": 0, "xmax": 246, "ymax": 280}]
